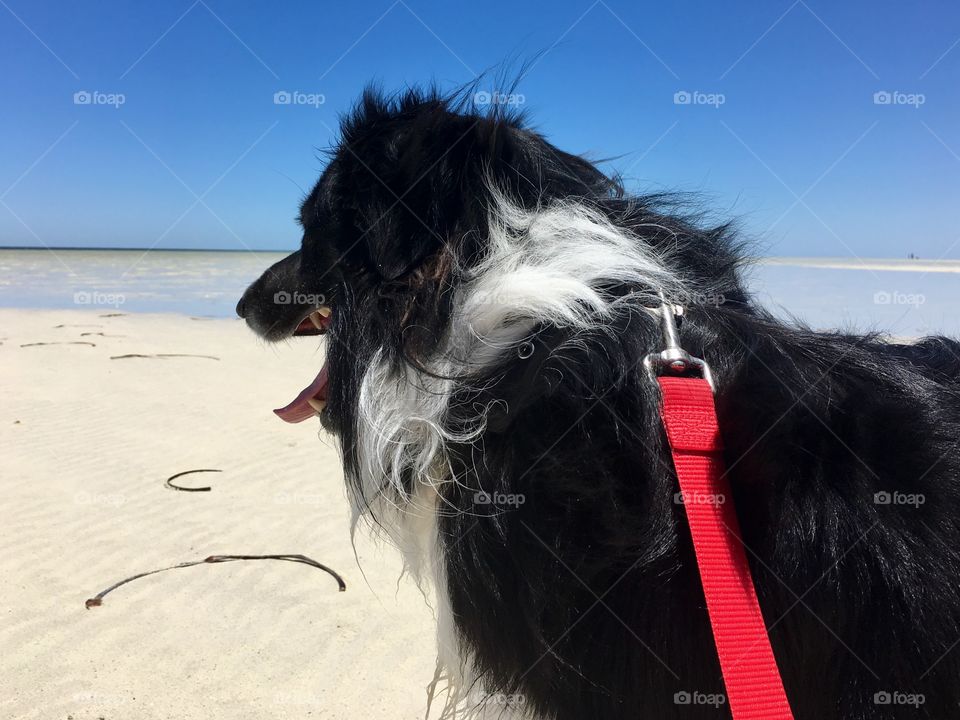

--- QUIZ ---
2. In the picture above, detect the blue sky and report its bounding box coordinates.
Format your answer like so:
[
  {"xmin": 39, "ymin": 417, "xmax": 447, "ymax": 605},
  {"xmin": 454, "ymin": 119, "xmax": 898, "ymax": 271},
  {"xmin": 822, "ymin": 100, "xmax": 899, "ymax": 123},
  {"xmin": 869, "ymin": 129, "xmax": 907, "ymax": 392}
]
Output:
[{"xmin": 1, "ymin": 0, "xmax": 958, "ymax": 258}]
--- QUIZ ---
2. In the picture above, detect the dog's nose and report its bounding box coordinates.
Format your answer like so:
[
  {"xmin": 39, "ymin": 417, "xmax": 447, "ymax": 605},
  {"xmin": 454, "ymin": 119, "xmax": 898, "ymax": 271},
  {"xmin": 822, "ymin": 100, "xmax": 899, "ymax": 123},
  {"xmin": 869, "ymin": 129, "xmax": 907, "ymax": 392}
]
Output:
[{"xmin": 235, "ymin": 294, "xmax": 248, "ymax": 318}]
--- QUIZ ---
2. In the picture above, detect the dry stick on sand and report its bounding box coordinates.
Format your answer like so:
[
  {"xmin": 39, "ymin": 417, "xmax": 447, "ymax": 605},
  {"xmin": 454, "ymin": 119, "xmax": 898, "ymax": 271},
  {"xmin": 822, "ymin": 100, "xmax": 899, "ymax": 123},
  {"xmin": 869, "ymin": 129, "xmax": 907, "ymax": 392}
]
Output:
[
  {"xmin": 165, "ymin": 468, "xmax": 220, "ymax": 492},
  {"xmin": 110, "ymin": 353, "xmax": 220, "ymax": 361},
  {"xmin": 85, "ymin": 554, "xmax": 347, "ymax": 609},
  {"xmin": 21, "ymin": 341, "xmax": 96, "ymax": 347}
]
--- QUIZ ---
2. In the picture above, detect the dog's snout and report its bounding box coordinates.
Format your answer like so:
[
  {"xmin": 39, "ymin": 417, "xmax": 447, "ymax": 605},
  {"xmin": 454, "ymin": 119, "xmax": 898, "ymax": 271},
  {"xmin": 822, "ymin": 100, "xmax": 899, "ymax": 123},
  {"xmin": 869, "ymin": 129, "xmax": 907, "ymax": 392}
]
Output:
[
  {"xmin": 235, "ymin": 292, "xmax": 249, "ymax": 319},
  {"xmin": 236, "ymin": 251, "xmax": 320, "ymax": 340}
]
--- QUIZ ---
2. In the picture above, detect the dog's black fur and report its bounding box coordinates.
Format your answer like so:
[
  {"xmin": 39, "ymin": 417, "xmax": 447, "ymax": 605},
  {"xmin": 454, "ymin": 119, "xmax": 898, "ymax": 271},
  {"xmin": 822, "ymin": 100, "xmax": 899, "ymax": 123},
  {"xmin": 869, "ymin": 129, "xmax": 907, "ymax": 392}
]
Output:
[{"xmin": 239, "ymin": 86, "xmax": 960, "ymax": 719}]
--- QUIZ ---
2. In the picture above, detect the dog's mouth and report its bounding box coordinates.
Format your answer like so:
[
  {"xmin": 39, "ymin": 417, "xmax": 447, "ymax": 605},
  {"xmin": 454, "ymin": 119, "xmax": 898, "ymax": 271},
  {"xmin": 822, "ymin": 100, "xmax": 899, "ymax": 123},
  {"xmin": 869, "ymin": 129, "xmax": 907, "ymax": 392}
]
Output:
[{"xmin": 273, "ymin": 306, "xmax": 333, "ymax": 423}]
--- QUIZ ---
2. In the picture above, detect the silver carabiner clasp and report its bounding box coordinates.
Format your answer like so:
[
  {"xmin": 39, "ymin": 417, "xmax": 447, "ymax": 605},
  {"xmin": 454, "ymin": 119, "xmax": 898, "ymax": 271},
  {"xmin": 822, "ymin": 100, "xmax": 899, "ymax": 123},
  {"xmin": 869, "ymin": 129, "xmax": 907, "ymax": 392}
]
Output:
[{"xmin": 643, "ymin": 292, "xmax": 715, "ymax": 391}]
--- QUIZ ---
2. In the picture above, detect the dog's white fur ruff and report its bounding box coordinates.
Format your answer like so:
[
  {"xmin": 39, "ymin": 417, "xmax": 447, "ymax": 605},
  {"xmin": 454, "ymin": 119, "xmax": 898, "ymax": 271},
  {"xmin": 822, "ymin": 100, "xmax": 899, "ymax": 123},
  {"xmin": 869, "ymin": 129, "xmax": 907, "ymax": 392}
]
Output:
[{"xmin": 350, "ymin": 192, "xmax": 689, "ymax": 717}]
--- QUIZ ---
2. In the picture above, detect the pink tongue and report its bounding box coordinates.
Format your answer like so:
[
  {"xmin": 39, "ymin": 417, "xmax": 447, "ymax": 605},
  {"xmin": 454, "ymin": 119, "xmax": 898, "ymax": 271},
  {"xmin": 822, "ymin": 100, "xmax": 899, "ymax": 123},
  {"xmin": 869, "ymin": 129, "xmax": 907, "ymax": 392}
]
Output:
[{"xmin": 274, "ymin": 364, "xmax": 329, "ymax": 423}]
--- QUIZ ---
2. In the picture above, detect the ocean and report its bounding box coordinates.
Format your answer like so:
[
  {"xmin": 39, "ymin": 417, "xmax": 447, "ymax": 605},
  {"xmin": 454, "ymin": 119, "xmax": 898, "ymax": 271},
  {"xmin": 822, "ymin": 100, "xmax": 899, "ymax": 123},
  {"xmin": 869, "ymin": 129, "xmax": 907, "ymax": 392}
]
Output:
[{"xmin": 1, "ymin": 248, "xmax": 958, "ymax": 338}]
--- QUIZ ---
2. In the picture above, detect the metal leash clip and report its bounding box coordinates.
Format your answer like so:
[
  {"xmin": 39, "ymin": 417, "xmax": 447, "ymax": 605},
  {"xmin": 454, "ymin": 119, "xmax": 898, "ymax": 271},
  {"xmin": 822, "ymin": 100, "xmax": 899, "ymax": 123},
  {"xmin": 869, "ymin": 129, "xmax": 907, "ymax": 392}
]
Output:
[{"xmin": 643, "ymin": 291, "xmax": 716, "ymax": 392}]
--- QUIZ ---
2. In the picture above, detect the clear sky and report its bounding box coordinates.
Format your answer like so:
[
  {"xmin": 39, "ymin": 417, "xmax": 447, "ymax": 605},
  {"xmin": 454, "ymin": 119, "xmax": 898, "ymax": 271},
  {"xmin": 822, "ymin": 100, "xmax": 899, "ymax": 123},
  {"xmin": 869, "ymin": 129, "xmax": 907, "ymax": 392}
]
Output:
[{"xmin": 1, "ymin": 0, "xmax": 958, "ymax": 258}]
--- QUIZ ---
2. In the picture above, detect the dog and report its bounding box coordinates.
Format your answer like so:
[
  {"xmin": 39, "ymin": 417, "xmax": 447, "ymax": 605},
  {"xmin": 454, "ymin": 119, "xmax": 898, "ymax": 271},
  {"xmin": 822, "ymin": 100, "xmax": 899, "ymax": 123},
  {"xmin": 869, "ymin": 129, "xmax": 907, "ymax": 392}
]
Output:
[{"xmin": 237, "ymin": 86, "xmax": 960, "ymax": 719}]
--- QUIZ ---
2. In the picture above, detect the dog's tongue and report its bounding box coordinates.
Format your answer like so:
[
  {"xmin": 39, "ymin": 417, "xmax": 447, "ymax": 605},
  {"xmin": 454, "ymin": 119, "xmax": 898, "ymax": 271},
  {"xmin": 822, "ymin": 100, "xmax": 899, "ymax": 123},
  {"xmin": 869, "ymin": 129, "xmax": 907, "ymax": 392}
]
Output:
[{"xmin": 274, "ymin": 363, "xmax": 329, "ymax": 423}]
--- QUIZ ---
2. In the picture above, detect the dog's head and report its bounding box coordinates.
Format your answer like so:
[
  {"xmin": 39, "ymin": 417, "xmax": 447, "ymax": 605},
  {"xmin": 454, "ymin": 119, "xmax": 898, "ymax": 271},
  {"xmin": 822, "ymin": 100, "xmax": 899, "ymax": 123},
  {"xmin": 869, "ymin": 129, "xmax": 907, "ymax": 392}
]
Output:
[{"xmin": 237, "ymin": 87, "xmax": 615, "ymax": 423}]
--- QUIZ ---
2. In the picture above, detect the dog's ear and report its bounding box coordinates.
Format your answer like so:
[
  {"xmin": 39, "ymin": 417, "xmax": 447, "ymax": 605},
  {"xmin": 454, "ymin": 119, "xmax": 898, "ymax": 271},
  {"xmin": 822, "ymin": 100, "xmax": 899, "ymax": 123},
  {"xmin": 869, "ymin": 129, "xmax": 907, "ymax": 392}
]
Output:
[
  {"xmin": 358, "ymin": 197, "xmax": 436, "ymax": 282},
  {"xmin": 341, "ymin": 94, "xmax": 614, "ymax": 282},
  {"xmin": 346, "ymin": 111, "xmax": 526, "ymax": 282}
]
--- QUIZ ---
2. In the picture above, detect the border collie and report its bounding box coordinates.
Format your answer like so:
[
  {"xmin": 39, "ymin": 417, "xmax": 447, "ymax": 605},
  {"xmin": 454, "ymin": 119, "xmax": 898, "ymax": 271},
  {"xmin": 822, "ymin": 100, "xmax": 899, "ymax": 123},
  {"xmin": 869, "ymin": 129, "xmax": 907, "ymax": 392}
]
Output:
[{"xmin": 237, "ymin": 86, "xmax": 960, "ymax": 719}]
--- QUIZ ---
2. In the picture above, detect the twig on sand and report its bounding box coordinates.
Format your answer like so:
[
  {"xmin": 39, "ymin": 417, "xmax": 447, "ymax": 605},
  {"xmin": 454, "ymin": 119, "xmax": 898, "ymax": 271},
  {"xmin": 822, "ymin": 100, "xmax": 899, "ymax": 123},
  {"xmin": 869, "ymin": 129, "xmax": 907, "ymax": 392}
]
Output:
[
  {"xmin": 165, "ymin": 468, "xmax": 220, "ymax": 492},
  {"xmin": 54, "ymin": 324, "xmax": 102, "ymax": 328},
  {"xmin": 21, "ymin": 341, "xmax": 96, "ymax": 347},
  {"xmin": 109, "ymin": 353, "xmax": 220, "ymax": 361},
  {"xmin": 85, "ymin": 554, "xmax": 346, "ymax": 609},
  {"xmin": 80, "ymin": 332, "xmax": 125, "ymax": 337}
]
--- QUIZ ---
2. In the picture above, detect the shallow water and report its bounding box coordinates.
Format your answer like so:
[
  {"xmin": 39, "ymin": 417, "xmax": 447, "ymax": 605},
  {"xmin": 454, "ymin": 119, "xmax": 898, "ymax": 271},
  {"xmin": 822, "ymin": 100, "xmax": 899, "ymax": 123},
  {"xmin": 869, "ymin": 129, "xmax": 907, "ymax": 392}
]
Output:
[
  {"xmin": 0, "ymin": 249, "xmax": 284, "ymax": 318},
  {"xmin": 1, "ymin": 249, "xmax": 958, "ymax": 338},
  {"xmin": 744, "ymin": 259, "xmax": 960, "ymax": 338}
]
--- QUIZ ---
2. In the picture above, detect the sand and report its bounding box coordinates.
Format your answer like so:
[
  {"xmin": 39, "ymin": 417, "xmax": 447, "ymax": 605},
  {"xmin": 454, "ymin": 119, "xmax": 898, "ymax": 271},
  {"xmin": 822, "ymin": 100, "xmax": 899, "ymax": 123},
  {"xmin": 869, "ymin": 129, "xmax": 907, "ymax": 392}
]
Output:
[{"xmin": 0, "ymin": 309, "xmax": 439, "ymax": 719}]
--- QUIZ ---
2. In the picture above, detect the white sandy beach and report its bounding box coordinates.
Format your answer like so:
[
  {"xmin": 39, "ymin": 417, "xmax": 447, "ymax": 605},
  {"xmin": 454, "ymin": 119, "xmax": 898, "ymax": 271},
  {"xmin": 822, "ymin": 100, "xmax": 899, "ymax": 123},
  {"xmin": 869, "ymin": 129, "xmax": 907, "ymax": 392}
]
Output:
[{"xmin": 0, "ymin": 309, "xmax": 438, "ymax": 719}]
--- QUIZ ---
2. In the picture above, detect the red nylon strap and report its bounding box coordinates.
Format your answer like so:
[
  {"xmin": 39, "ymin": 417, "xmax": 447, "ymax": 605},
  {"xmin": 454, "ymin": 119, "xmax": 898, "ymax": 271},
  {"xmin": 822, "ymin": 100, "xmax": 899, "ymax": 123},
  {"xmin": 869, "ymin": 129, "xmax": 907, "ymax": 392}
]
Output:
[{"xmin": 657, "ymin": 375, "xmax": 794, "ymax": 720}]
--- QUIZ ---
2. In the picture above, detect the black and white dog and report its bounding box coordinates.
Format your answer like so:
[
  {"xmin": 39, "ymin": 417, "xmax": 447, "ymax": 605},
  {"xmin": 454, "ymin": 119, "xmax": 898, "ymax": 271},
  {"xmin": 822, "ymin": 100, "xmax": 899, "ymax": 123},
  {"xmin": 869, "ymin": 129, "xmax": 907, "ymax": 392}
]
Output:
[{"xmin": 238, "ymin": 87, "xmax": 960, "ymax": 719}]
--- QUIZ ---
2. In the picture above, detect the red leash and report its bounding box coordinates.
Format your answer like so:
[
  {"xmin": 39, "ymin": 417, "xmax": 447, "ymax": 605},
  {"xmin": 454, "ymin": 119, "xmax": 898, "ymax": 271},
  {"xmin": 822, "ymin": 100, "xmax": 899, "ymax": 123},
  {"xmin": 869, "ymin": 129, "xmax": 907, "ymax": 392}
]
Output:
[{"xmin": 646, "ymin": 299, "xmax": 794, "ymax": 720}]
